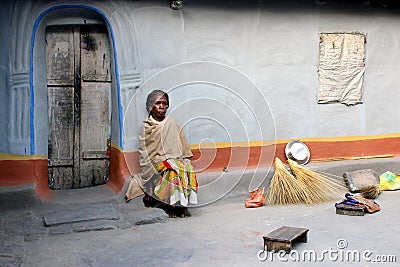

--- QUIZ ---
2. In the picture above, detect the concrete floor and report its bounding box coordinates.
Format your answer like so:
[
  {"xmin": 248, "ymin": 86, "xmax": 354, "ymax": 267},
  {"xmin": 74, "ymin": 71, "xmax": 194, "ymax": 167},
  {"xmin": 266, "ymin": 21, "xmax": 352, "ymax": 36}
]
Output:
[{"xmin": 1, "ymin": 158, "xmax": 400, "ymax": 266}]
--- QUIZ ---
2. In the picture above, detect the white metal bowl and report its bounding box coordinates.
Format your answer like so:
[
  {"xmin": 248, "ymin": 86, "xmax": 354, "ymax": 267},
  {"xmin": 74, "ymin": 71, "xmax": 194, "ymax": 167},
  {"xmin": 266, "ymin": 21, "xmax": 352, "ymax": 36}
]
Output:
[{"xmin": 285, "ymin": 140, "xmax": 310, "ymax": 165}]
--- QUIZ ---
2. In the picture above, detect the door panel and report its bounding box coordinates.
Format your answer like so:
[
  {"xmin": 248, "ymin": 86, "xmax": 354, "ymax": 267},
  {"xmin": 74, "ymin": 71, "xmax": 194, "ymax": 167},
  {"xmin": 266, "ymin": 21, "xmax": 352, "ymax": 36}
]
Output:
[
  {"xmin": 46, "ymin": 25, "xmax": 111, "ymax": 190},
  {"xmin": 45, "ymin": 26, "xmax": 75, "ymax": 86},
  {"xmin": 80, "ymin": 26, "xmax": 112, "ymax": 82},
  {"xmin": 79, "ymin": 25, "xmax": 111, "ymax": 187},
  {"xmin": 80, "ymin": 82, "xmax": 111, "ymax": 187},
  {"xmin": 47, "ymin": 86, "xmax": 75, "ymax": 189}
]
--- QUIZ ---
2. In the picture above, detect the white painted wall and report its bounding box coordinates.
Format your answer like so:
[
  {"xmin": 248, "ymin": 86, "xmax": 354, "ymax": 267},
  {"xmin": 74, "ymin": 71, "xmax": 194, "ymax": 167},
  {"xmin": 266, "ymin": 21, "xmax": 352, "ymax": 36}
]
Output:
[
  {"xmin": 1, "ymin": 0, "xmax": 400, "ymax": 155},
  {"xmin": 0, "ymin": 0, "xmax": 12, "ymax": 153}
]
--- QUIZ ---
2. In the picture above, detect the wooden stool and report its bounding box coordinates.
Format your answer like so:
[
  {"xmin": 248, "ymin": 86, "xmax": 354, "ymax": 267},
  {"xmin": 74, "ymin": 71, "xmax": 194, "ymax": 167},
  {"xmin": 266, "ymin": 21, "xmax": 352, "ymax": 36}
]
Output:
[{"xmin": 263, "ymin": 226, "xmax": 309, "ymax": 253}]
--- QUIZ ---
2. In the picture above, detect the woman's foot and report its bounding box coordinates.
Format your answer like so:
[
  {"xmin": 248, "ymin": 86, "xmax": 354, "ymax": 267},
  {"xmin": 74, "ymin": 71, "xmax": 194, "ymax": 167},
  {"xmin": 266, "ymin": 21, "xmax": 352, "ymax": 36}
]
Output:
[
  {"xmin": 143, "ymin": 193, "xmax": 156, "ymax": 208},
  {"xmin": 182, "ymin": 207, "xmax": 191, "ymax": 217},
  {"xmin": 160, "ymin": 205, "xmax": 191, "ymax": 218},
  {"xmin": 174, "ymin": 206, "xmax": 191, "ymax": 217},
  {"xmin": 161, "ymin": 204, "xmax": 178, "ymax": 218},
  {"xmin": 183, "ymin": 207, "xmax": 191, "ymax": 217}
]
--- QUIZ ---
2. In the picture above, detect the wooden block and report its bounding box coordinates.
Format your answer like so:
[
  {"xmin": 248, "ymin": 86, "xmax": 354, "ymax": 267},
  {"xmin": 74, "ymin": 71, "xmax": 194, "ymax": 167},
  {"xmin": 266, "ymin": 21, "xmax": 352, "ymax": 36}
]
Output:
[
  {"xmin": 263, "ymin": 226, "xmax": 309, "ymax": 253},
  {"xmin": 335, "ymin": 203, "xmax": 365, "ymax": 216}
]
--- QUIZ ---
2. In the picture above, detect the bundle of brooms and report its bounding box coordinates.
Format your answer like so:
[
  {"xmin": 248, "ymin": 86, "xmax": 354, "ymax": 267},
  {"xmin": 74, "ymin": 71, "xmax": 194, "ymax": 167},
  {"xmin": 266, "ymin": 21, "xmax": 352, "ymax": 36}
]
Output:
[
  {"xmin": 267, "ymin": 157, "xmax": 312, "ymax": 205},
  {"xmin": 267, "ymin": 157, "xmax": 347, "ymax": 205}
]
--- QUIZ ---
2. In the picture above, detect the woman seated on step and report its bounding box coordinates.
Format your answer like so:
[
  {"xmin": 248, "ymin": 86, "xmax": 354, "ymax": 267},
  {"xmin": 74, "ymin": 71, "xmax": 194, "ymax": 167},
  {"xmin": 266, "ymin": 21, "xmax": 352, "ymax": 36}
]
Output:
[{"xmin": 139, "ymin": 89, "xmax": 198, "ymax": 218}]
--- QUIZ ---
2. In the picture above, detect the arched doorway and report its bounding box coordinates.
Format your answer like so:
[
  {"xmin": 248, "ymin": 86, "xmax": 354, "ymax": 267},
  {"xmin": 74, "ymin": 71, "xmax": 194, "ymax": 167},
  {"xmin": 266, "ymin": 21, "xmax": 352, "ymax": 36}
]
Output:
[
  {"xmin": 29, "ymin": 5, "xmax": 122, "ymax": 190},
  {"xmin": 46, "ymin": 24, "xmax": 111, "ymax": 189}
]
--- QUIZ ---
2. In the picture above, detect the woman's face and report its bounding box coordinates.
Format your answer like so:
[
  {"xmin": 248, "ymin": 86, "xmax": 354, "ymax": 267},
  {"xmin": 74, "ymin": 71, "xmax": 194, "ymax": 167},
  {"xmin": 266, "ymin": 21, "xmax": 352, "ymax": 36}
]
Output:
[{"xmin": 151, "ymin": 94, "xmax": 168, "ymax": 121}]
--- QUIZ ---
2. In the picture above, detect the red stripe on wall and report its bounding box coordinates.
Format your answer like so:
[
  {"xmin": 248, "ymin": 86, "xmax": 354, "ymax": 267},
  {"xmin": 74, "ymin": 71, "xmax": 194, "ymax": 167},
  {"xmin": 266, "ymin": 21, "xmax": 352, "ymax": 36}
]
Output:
[
  {"xmin": 307, "ymin": 138, "xmax": 400, "ymax": 160},
  {"xmin": 0, "ymin": 160, "xmax": 45, "ymax": 186},
  {"xmin": 2, "ymin": 136, "xmax": 400, "ymax": 197},
  {"xmin": 0, "ymin": 159, "xmax": 51, "ymax": 200},
  {"xmin": 108, "ymin": 146, "xmax": 138, "ymax": 193}
]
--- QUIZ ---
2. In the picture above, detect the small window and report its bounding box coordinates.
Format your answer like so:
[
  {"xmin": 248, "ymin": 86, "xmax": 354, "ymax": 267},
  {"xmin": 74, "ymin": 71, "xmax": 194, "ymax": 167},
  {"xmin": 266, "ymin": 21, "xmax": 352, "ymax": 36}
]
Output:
[{"xmin": 318, "ymin": 32, "xmax": 366, "ymax": 105}]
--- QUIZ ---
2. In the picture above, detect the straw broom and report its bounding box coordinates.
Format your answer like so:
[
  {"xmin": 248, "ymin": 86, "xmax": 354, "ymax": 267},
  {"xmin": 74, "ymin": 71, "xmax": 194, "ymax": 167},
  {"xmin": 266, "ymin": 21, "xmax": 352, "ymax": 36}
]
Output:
[
  {"xmin": 267, "ymin": 157, "xmax": 312, "ymax": 205},
  {"xmin": 287, "ymin": 159, "xmax": 346, "ymax": 203}
]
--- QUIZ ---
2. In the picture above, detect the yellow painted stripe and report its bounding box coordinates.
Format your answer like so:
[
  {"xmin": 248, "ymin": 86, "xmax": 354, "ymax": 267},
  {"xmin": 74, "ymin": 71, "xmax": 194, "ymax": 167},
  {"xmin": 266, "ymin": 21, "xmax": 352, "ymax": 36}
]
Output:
[
  {"xmin": 0, "ymin": 141, "xmax": 122, "ymax": 161},
  {"xmin": 111, "ymin": 142, "xmax": 122, "ymax": 151},
  {"xmin": 122, "ymin": 133, "xmax": 400, "ymax": 152},
  {"xmin": 297, "ymin": 133, "xmax": 400, "ymax": 142},
  {"xmin": 0, "ymin": 153, "xmax": 47, "ymax": 160},
  {"xmin": 3, "ymin": 133, "xmax": 400, "ymax": 160},
  {"xmin": 189, "ymin": 133, "xmax": 400, "ymax": 149}
]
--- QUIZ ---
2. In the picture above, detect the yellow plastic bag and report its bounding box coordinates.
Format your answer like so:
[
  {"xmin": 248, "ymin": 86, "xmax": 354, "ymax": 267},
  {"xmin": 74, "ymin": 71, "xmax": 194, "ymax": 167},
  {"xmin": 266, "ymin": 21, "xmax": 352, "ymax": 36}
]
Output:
[{"xmin": 379, "ymin": 171, "xmax": 400, "ymax": 191}]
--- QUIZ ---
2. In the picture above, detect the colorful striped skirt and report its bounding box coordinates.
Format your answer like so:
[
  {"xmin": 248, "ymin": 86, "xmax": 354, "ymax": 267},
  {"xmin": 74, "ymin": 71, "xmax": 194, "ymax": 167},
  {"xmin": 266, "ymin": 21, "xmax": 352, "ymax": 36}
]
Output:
[{"xmin": 154, "ymin": 158, "xmax": 198, "ymax": 206}]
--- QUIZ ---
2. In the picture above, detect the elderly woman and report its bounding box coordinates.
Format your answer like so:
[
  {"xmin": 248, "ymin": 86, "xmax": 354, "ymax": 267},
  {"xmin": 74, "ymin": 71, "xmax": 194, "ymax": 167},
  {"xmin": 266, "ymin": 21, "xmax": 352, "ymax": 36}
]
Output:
[{"xmin": 139, "ymin": 90, "xmax": 198, "ymax": 217}]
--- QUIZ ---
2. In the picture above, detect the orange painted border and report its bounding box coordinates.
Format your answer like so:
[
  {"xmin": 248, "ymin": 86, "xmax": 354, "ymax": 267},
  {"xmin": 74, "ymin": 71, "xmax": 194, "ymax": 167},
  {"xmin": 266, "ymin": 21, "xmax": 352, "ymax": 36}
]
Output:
[
  {"xmin": 2, "ymin": 135, "xmax": 400, "ymax": 199},
  {"xmin": 0, "ymin": 147, "xmax": 136, "ymax": 201},
  {"xmin": 0, "ymin": 159, "xmax": 51, "ymax": 200},
  {"xmin": 108, "ymin": 146, "xmax": 139, "ymax": 193},
  {"xmin": 0, "ymin": 159, "xmax": 46, "ymax": 186},
  {"xmin": 307, "ymin": 138, "xmax": 400, "ymax": 160}
]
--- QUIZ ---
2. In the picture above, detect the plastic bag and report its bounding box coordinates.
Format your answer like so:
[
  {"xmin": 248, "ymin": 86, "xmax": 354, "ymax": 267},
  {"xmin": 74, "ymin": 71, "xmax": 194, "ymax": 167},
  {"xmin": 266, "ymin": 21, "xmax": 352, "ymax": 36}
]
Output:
[
  {"xmin": 245, "ymin": 188, "xmax": 265, "ymax": 208},
  {"xmin": 379, "ymin": 171, "xmax": 400, "ymax": 191}
]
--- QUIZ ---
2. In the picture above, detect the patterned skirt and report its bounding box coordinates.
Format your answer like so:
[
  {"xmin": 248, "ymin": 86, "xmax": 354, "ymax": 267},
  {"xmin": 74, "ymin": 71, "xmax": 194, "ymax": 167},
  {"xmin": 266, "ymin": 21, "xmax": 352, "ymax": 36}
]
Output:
[{"xmin": 154, "ymin": 158, "xmax": 198, "ymax": 206}]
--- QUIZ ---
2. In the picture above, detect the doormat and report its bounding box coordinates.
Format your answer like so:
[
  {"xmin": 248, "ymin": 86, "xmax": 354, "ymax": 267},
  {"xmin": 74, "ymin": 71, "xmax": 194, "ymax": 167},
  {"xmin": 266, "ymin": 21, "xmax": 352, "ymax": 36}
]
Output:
[{"xmin": 43, "ymin": 204, "xmax": 120, "ymax": 227}]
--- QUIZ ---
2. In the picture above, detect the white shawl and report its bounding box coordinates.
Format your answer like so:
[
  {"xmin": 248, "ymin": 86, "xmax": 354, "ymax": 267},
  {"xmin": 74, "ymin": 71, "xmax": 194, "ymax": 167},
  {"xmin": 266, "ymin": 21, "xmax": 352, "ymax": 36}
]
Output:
[{"xmin": 138, "ymin": 115, "xmax": 193, "ymax": 184}]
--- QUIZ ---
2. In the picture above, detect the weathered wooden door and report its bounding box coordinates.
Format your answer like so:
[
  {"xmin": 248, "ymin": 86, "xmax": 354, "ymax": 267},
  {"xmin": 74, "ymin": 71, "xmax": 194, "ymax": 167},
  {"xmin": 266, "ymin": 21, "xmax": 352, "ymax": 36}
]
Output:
[{"xmin": 46, "ymin": 25, "xmax": 111, "ymax": 190}]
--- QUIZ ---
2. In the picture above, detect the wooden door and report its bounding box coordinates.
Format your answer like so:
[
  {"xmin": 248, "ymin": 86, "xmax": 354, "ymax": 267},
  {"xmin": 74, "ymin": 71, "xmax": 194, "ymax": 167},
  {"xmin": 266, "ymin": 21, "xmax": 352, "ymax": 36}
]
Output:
[{"xmin": 46, "ymin": 25, "xmax": 111, "ymax": 190}]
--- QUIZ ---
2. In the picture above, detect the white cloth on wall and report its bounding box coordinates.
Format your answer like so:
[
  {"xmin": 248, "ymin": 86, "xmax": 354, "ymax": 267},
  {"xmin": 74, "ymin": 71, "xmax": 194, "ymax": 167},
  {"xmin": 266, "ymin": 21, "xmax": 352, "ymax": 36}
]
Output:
[{"xmin": 318, "ymin": 32, "xmax": 366, "ymax": 105}]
